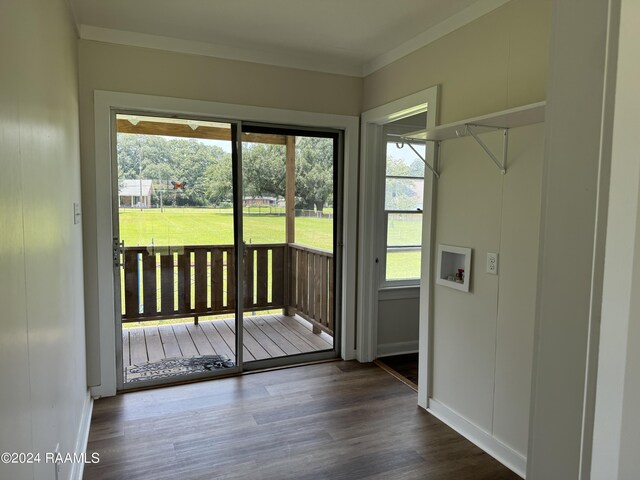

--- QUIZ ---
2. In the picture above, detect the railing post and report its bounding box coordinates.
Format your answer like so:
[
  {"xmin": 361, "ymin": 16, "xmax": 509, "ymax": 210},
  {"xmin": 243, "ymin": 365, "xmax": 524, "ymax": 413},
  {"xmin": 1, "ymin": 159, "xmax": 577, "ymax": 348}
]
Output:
[
  {"xmin": 283, "ymin": 244, "xmax": 296, "ymax": 316},
  {"xmin": 284, "ymin": 136, "xmax": 297, "ymax": 317}
]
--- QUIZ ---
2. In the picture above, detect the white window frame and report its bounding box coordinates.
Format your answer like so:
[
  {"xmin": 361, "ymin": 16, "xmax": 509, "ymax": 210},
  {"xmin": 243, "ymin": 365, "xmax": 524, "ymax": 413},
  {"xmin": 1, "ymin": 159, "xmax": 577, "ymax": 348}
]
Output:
[
  {"xmin": 357, "ymin": 85, "xmax": 439, "ymax": 405},
  {"xmin": 379, "ymin": 129, "xmax": 427, "ymax": 288}
]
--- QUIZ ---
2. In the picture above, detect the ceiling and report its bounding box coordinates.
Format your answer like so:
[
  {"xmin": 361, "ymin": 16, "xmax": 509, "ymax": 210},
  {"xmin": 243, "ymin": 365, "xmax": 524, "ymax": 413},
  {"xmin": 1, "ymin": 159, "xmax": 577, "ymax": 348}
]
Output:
[{"xmin": 70, "ymin": 0, "xmax": 508, "ymax": 76}]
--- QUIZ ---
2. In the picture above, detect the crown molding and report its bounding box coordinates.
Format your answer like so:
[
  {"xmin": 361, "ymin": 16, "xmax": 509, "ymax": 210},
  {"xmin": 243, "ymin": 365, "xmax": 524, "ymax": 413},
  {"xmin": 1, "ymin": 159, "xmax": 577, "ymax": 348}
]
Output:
[
  {"xmin": 79, "ymin": 25, "xmax": 364, "ymax": 77},
  {"xmin": 78, "ymin": 0, "xmax": 512, "ymax": 79},
  {"xmin": 362, "ymin": 0, "xmax": 512, "ymax": 76}
]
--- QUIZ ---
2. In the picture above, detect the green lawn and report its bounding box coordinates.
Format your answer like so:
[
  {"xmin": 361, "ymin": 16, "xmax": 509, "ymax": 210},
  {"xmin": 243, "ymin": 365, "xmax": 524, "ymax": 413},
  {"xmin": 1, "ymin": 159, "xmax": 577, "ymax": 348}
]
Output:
[
  {"xmin": 118, "ymin": 207, "xmax": 422, "ymax": 286},
  {"xmin": 119, "ymin": 207, "xmax": 333, "ymax": 251}
]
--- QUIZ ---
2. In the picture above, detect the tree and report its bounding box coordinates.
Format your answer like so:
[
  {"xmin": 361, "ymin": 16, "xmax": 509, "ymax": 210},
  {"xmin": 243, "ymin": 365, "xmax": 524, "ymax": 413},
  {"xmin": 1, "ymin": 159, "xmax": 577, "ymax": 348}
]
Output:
[
  {"xmin": 116, "ymin": 134, "xmax": 230, "ymax": 207},
  {"xmin": 295, "ymin": 137, "xmax": 333, "ymax": 211},
  {"xmin": 115, "ymin": 133, "xmax": 337, "ymax": 211},
  {"xmin": 242, "ymin": 143, "xmax": 286, "ymax": 200},
  {"xmin": 384, "ymin": 155, "xmax": 423, "ymax": 211},
  {"xmin": 203, "ymin": 154, "xmax": 233, "ymax": 205}
]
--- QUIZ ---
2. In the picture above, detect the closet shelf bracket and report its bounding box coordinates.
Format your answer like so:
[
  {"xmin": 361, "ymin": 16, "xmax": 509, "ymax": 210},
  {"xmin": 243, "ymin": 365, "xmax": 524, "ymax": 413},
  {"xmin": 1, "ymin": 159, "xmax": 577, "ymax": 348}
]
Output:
[
  {"xmin": 392, "ymin": 136, "xmax": 440, "ymax": 179},
  {"xmin": 464, "ymin": 124, "xmax": 508, "ymax": 175}
]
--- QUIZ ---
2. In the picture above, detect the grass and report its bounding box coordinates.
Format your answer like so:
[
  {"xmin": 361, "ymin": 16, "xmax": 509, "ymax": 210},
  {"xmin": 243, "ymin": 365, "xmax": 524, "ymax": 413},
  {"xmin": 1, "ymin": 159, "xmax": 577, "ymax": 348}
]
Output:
[
  {"xmin": 118, "ymin": 208, "xmax": 422, "ymax": 329},
  {"xmin": 119, "ymin": 207, "xmax": 333, "ymax": 251}
]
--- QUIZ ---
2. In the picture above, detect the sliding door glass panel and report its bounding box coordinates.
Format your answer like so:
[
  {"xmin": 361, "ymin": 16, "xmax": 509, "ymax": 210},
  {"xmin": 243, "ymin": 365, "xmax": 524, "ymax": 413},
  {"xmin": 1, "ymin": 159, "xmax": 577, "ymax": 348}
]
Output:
[
  {"xmin": 241, "ymin": 129, "xmax": 336, "ymax": 364},
  {"xmin": 115, "ymin": 114, "xmax": 238, "ymax": 387}
]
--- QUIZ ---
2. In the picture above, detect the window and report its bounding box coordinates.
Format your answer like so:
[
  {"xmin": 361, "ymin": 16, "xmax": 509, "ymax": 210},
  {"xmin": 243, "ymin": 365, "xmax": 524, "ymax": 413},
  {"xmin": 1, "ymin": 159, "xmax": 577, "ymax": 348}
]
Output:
[{"xmin": 382, "ymin": 134, "xmax": 425, "ymax": 284}]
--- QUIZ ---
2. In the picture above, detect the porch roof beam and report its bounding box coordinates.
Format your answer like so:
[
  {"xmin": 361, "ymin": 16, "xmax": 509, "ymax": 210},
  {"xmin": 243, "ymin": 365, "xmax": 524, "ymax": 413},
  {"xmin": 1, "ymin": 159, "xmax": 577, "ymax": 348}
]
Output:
[{"xmin": 116, "ymin": 119, "xmax": 287, "ymax": 145}]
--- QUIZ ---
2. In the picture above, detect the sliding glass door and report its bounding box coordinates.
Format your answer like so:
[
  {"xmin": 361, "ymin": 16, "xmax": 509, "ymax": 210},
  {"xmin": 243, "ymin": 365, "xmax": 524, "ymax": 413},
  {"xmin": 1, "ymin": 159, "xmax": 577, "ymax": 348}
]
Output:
[
  {"xmin": 113, "ymin": 114, "xmax": 241, "ymax": 388},
  {"xmin": 112, "ymin": 114, "xmax": 340, "ymax": 389},
  {"xmin": 240, "ymin": 125, "xmax": 338, "ymax": 368}
]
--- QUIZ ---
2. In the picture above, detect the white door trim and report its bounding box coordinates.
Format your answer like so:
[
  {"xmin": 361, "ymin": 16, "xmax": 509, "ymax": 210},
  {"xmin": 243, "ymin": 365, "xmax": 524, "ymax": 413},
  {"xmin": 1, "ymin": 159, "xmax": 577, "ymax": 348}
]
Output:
[
  {"xmin": 90, "ymin": 90, "xmax": 359, "ymax": 397},
  {"xmin": 357, "ymin": 86, "xmax": 439, "ymax": 410}
]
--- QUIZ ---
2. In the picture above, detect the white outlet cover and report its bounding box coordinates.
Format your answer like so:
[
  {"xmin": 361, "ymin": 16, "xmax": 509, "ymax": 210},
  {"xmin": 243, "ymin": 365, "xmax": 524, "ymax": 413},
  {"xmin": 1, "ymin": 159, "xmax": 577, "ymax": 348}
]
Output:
[{"xmin": 487, "ymin": 252, "xmax": 498, "ymax": 275}]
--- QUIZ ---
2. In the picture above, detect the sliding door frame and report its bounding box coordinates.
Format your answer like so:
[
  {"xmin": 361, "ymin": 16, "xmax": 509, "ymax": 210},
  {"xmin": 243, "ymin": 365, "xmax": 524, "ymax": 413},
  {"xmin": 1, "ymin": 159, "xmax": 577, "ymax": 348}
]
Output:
[
  {"xmin": 90, "ymin": 91, "xmax": 358, "ymax": 397},
  {"xmin": 110, "ymin": 111, "xmax": 245, "ymax": 391},
  {"xmin": 240, "ymin": 122, "xmax": 343, "ymax": 371}
]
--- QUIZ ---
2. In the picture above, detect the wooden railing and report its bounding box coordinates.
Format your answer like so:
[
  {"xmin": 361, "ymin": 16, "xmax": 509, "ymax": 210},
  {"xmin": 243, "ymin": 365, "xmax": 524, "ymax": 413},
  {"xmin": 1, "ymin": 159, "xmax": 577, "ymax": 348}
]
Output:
[
  {"xmin": 121, "ymin": 243, "xmax": 334, "ymax": 335},
  {"xmin": 122, "ymin": 243, "xmax": 286, "ymax": 323},
  {"xmin": 288, "ymin": 244, "xmax": 334, "ymax": 335}
]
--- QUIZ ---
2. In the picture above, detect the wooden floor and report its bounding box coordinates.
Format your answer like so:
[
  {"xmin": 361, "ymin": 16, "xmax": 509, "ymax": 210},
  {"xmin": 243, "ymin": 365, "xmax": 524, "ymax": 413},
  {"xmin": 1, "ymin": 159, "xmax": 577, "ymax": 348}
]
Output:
[
  {"xmin": 85, "ymin": 361, "xmax": 520, "ymax": 480},
  {"xmin": 376, "ymin": 353, "xmax": 419, "ymax": 389},
  {"xmin": 123, "ymin": 314, "xmax": 333, "ymax": 371}
]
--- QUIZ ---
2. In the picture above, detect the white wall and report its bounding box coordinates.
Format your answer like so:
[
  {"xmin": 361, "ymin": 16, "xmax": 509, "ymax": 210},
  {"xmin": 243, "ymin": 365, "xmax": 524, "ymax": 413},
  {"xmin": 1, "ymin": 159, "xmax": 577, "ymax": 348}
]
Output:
[
  {"xmin": 0, "ymin": 0, "xmax": 89, "ymax": 479},
  {"xmin": 590, "ymin": 0, "xmax": 640, "ymax": 478},
  {"xmin": 360, "ymin": 1, "xmax": 551, "ymax": 472},
  {"xmin": 430, "ymin": 123, "xmax": 544, "ymax": 473},
  {"xmin": 377, "ymin": 293, "xmax": 420, "ymax": 356},
  {"xmin": 526, "ymin": 0, "xmax": 615, "ymax": 477},
  {"xmin": 363, "ymin": 0, "xmax": 551, "ymax": 123}
]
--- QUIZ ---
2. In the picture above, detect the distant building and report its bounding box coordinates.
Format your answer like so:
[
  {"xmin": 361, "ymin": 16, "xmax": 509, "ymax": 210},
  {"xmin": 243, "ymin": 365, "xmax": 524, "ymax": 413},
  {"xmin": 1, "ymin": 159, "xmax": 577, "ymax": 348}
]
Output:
[
  {"xmin": 119, "ymin": 179, "xmax": 154, "ymax": 208},
  {"xmin": 243, "ymin": 196, "xmax": 278, "ymax": 207}
]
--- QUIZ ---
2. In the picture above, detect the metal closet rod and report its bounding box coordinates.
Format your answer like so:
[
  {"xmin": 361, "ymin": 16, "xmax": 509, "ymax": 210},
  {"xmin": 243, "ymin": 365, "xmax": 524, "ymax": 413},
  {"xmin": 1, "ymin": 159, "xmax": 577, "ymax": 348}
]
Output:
[{"xmin": 388, "ymin": 134, "xmax": 440, "ymax": 179}]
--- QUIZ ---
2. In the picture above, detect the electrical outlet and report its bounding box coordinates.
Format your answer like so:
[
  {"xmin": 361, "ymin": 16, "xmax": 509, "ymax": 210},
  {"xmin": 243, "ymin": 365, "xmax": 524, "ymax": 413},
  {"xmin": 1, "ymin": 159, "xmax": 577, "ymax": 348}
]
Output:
[{"xmin": 486, "ymin": 253, "xmax": 498, "ymax": 275}]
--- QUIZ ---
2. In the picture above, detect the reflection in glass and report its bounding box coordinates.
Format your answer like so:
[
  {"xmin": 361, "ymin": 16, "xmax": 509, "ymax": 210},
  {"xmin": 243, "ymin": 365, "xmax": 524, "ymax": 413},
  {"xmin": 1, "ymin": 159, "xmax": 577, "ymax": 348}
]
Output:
[
  {"xmin": 384, "ymin": 178, "xmax": 424, "ymax": 211},
  {"xmin": 386, "ymin": 249, "xmax": 422, "ymax": 280},
  {"xmin": 386, "ymin": 213, "xmax": 422, "ymax": 247},
  {"xmin": 385, "ymin": 141, "xmax": 426, "ymax": 177}
]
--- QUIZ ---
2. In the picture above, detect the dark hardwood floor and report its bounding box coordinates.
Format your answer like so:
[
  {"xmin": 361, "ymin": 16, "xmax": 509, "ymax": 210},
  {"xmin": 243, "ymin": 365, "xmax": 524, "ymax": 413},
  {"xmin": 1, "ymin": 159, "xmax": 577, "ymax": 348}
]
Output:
[
  {"xmin": 84, "ymin": 361, "xmax": 520, "ymax": 480},
  {"xmin": 376, "ymin": 353, "xmax": 419, "ymax": 388}
]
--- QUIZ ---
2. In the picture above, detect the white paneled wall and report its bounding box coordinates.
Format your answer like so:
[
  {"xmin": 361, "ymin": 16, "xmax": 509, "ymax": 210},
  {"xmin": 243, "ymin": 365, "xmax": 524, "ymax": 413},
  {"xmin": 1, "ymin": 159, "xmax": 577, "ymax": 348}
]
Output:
[
  {"xmin": 430, "ymin": 123, "xmax": 544, "ymax": 474},
  {"xmin": 0, "ymin": 0, "xmax": 89, "ymax": 479}
]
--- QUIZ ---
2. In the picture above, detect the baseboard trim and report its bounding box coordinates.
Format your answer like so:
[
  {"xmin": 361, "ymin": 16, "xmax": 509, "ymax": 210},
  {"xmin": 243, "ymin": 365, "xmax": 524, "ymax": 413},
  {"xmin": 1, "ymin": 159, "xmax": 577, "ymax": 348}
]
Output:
[
  {"xmin": 70, "ymin": 389, "xmax": 94, "ymax": 480},
  {"xmin": 427, "ymin": 398, "xmax": 526, "ymax": 478},
  {"xmin": 376, "ymin": 341, "xmax": 419, "ymax": 357}
]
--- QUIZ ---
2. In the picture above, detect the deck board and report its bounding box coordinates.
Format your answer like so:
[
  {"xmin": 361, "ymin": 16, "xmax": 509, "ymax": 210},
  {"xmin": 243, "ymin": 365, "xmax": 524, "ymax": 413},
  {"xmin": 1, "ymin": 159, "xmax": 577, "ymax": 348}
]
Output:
[
  {"xmin": 158, "ymin": 325, "xmax": 182, "ymax": 358},
  {"xmin": 145, "ymin": 327, "xmax": 165, "ymax": 362},
  {"xmin": 257, "ymin": 315, "xmax": 316, "ymax": 353},
  {"xmin": 122, "ymin": 329, "xmax": 130, "ymax": 367},
  {"xmin": 248, "ymin": 317, "xmax": 300, "ymax": 355},
  {"xmin": 221, "ymin": 318, "xmax": 256, "ymax": 361},
  {"xmin": 123, "ymin": 314, "xmax": 333, "ymax": 380},
  {"xmin": 226, "ymin": 318, "xmax": 271, "ymax": 361},
  {"xmin": 243, "ymin": 317, "xmax": 287, "ymax": 358},
  {"xmin": 129, "ymin": 328, "xmax": 148, "ymax": 365},
  {"xmin": 172, "ymin": 324, "xmax": 200, "ymax": 357},
  {"xmin": 199, "ymin": 321, "xmax": 235, "ymax": 359},
  {"xmin": 185, "ymin": 323, "xmax": 216, "ymax": 356},
  {"xmin": 275, "ymin": 315, "xmax": 333, "ymax": 350},
  {"xmin": 213, "ymin": 320, "xmax": 249, "ymax": 361}
]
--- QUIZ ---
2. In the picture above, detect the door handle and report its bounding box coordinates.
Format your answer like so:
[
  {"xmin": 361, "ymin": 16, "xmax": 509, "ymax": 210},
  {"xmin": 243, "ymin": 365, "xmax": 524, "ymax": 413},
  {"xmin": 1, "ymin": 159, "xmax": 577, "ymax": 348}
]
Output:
[{"xmin": 113, "ymin": 237, "xmax": 125, "ymax": 268}]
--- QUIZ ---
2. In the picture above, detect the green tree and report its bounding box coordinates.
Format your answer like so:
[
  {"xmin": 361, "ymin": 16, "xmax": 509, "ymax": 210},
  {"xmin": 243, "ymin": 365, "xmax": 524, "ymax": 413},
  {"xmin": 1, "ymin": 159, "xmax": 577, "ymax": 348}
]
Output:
[
  {"xmin": 295, "ymin": 137, "xmax": 333, "ymax": 211},
  {"xmin": 242, "ymin": 143, "xmax": 286, "ymax": 200},
  {"xmin": 203, "ymin": 154, "xmax": 233, "ymax": 205},
  {"xmin": 384, "ymin": 155, "xmax": 423, "ymax": 211},
  {"xmin": 117, "ymin": 134, "xmax": 230, "ymax": 207}
]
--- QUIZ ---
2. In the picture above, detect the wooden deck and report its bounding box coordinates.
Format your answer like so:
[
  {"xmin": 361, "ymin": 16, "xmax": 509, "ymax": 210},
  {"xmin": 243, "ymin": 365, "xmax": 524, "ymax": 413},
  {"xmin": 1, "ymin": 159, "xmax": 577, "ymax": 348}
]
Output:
[{"xmin": 123, "ymin": 313, "xmax": 333, "ymax": 373}]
